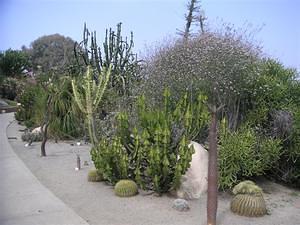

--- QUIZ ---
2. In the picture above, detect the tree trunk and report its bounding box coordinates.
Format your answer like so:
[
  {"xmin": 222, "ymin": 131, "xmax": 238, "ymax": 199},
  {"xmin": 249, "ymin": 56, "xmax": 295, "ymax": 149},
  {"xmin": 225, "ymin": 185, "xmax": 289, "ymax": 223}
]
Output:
[
  {"xmin": 207, "ymin": 109, "xmax": 218, "ymax": 225},
  {"xmin": 41, "ymin": 122, "xmax": 49, "ymax": 157},
  {"xmin": 41, "ymin": 95, "xmax": 52, "ymax": 157}
]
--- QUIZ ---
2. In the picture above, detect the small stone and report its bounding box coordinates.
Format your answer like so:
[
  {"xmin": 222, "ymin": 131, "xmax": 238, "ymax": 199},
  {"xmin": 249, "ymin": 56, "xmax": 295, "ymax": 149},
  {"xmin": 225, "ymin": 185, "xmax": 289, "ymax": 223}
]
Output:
[{"xmin": 172, "ymin": 198, "xmax": 190, "ymax": 212}]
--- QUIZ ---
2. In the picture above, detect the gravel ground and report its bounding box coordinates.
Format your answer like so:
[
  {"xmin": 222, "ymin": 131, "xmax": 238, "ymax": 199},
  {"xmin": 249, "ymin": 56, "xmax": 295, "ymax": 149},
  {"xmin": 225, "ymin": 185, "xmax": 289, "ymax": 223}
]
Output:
[{"xmin": 6, "ymin": 119, "xmax": 300, "ymax": 225}]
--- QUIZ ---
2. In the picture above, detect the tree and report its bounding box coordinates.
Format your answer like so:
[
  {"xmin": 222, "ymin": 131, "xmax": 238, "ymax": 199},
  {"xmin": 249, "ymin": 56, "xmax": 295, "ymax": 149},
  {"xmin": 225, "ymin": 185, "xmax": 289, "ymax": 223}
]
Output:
[
  {"xmin": 27, "ymin": 34, "xmax": 77, "ymax": 74},
  {"xmin": 0, "ymin": 49, "xmax": 30, "ymax": 77},
  {"xmin": 178, "ymin": 0, "xmax": 206, "ymax": 40}
]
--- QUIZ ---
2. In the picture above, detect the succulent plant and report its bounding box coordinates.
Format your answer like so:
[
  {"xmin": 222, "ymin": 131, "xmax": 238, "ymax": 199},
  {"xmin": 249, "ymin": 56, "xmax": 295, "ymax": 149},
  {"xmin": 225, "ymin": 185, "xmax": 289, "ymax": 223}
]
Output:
[
  {"xmin": 21, "ymin": 132, "xmax": 43, "ymax": 142},
  {"xmin": 114, "ymin": 179, "xmax": 138, "ymax": 197},
  {"xmin": 87, "ymin": 169, "xmax": 103, "ymax": 182},
  {"xmin": 230, "ymin": 180, "xmax": 267, "ymax": 217}
]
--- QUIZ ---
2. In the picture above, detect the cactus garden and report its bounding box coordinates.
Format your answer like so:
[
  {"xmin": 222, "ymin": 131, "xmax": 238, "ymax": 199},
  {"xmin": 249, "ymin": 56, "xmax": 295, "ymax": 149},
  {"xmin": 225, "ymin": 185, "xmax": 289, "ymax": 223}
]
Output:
[{"xmin": 1, "ymin": 0, "xmax": 300, "ymax": 225}]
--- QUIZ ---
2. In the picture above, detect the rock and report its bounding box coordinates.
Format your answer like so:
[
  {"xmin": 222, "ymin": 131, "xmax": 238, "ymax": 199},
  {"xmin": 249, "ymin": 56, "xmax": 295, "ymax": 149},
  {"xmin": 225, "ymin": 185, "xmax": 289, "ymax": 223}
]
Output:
[
  {"xmin": 176, "ymin": 141, "xmax": 208, "ymax": 199},
  {"xmin": 172, "ymin": 198, "xmax": 190, "ymax": 211},
  {"xmin": 32, "ymin": 127, "xmax": 42, "ymax": 134}
]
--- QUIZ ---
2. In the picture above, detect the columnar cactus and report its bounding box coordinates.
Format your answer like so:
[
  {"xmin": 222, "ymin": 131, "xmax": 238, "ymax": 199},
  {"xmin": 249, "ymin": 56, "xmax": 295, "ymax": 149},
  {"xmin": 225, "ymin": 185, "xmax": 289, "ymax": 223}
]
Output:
[
  {"xmin": 75, "ymin": 23, "xmax": 140, "ymax": 96},
  {"xmin": 72, "ymin": 65, "xmax": 111, "ymax": 145}
]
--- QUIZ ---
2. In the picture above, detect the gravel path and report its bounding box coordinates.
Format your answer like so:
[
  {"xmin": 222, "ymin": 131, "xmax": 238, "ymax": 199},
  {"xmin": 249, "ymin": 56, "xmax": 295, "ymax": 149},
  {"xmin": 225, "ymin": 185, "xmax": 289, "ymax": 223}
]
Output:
[{"xmin": 6, "ymin": 115, "xmax": 300, "ymax": 225}]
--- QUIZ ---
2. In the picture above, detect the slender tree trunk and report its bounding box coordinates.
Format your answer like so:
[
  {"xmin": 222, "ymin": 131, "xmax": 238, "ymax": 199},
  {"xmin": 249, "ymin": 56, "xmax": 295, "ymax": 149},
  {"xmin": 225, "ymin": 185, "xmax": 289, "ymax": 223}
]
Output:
[
  {"xmin": 41, "ymin": 122, "xmax": 49, "ymax": 157},
  {"xmin": 207, "ymin": 108, "xmax": 218, "ymax": 225},
  {"xmin": 40, "ymin": 95, "xmax": 52, "ymax": 157}
]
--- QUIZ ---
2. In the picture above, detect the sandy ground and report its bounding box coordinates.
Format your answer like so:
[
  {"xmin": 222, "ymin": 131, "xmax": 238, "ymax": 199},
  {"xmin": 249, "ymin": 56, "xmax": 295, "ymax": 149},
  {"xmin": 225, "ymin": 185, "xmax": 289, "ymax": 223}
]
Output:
[{"xmin": 6, "ymin": 119, "xmax": 300, "ymax": 225}]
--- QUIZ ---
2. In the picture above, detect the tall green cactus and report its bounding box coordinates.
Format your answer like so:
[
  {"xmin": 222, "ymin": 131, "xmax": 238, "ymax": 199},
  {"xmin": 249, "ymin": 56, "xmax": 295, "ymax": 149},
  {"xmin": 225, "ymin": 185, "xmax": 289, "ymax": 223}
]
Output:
[
  {"xmin": 75, "ymin": 23, "xmax": 140, "ymax": 96},
  {"xmin": 72, "ymin": 65, "xmax": 111, "ymax": 145}
]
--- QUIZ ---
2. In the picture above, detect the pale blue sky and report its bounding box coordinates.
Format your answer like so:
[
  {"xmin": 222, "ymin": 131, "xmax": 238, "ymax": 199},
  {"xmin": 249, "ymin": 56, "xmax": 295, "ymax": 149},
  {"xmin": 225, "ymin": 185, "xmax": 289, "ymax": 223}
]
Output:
[{"xmin": 0, "ymin": 0, "xmax": 299, "ymax": 70}]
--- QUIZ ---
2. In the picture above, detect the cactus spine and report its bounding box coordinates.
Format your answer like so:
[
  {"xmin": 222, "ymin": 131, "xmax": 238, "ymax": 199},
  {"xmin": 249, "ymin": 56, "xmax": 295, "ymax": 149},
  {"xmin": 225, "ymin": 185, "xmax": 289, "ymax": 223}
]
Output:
[{"xmin": 72, "ymin": 65, "xmax": 111, "ymax": 145}]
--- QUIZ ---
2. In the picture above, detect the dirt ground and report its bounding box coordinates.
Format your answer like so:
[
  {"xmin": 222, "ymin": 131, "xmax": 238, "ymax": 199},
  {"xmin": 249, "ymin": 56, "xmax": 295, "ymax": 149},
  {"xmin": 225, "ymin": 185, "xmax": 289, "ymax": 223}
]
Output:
[{"xmin": 6, "ymin": 119, "xmax": 300, "ymax": 225}]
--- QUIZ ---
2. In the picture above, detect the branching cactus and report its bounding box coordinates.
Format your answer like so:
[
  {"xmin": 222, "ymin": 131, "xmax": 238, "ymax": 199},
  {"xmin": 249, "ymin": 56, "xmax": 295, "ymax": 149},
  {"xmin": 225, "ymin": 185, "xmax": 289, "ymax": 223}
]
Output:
[
  {"xmin": 72, "ymin": 65, "xmax": 112, "ymax": 145},
  {"xmin": 75, "ymin": 23, "xmax": 140, "ymax": 96}
]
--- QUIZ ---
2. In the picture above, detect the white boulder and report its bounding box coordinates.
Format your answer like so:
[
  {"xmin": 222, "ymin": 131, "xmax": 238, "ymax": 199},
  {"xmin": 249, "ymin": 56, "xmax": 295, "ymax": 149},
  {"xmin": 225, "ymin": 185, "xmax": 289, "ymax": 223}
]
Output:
[
  {"xmin": 176, "ymin": 141, "xmax": 208, "ymax": 199},
  {"xmin": 32, "ymin": 126, "xmax": 42, "ymax": 134}
]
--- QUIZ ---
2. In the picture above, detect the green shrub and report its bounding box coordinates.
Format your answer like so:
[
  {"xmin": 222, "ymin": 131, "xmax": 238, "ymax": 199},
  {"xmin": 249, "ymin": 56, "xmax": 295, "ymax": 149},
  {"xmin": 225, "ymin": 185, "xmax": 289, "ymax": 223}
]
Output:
[
  {"xmin": 91, "ymin": 89, "xmax": 209, "ymax": 193},
  {"xmin": 15, "ymin": 85, "xmax": 43, "ymax": 124},
  {"xmin": 218, "ymin": 119, "xmax": 282, "ymax": 190},
  {"xmin": 0, "ymin": 77, "xmax": 19, "ymax": 100},
  {"xmin": 91, "ymin": 137, "xmax": 129, "ymax": 184},
  {"xmin": 21, "ymin": 132, "xmax": 43, "ymax": 142},
  {"xmin": 270, "ymin": 108, "xmax": 300, "ymax": 187}
]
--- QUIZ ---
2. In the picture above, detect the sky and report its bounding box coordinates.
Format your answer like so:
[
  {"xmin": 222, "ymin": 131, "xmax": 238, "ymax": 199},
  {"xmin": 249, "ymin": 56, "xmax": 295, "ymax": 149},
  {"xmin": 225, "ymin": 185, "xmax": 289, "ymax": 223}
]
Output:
[{"xmin": 0, "ymin": 0, "xmax": 299, "ymax": 70}]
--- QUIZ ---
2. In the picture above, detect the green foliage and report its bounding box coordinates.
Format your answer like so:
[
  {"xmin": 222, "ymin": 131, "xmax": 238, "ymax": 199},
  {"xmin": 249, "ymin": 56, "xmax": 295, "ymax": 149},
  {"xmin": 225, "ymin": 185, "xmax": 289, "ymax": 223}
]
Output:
[
  {"xmin": 0, "ymin": 49, "xmax": 30, "ymax": 78},
  {"xmin": 92, "ymin": 90, "xmax": 209, "ymax": 193},
  {"xmin": 0, "ymin": 77, "xmax": 19, "ymax": 100},
  {"xmin": 27, "ymin": 34, "xmax": 77, "ymax": 74},
  {"xmin": 21, "ymin": 132, "xmax": 43, "ymax": 142},
  {"xmin": 15, "ymin": 85, "xmax": 44, "ymax": 124},
  {"xmin": 47, "ymin": 77, "xmax": 83, "ymax": 139},
  {"xmin": 218, "ymin": 119, "xmax": 282, "ymax": 190},
  {"xmin": 244, "ymin": 59, "xmax": 300, "ymax": 188},
  {"xmin": 114, "ymin": 179, "xmax": 138, "ymax": 197},
  {"xmin": 91, "ymin": 137, "xmax": 129, "ymax": 184},
  {"xmin": 15, "ymin": 76, "xmax": 82, "ymax": 139},
  {"xmin": 87, "ymin": 169, "xmax": 103, "ymax": 182},
  {"xmin": 271, "ymin": 108, "xmax": 300, "ymax": 187}
]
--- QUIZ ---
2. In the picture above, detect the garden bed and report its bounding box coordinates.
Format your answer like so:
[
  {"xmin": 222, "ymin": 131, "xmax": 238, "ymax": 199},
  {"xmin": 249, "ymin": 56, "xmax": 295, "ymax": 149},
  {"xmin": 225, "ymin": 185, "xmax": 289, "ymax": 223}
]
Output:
[{"xmin": 7, "ymin": 118, "xmax": 300, "ymax": 225}]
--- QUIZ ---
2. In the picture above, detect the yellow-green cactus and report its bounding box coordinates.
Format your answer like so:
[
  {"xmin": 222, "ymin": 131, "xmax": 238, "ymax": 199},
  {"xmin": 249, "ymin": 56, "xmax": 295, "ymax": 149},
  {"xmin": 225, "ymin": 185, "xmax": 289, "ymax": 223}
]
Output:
[
  {"xmin": 72, "ymin": 65, "xmax": 111, "ymax": 146},
  {"xmin": 114, "ymin": 179, "xmax": 138, "ymax": 197},
  {"xmin": 230, "ymin": 181, "xmax": 267, "ymax": 217},
  {"xmin": 87, "ymin": 169, "xmax": 103, "ymax": 182}
]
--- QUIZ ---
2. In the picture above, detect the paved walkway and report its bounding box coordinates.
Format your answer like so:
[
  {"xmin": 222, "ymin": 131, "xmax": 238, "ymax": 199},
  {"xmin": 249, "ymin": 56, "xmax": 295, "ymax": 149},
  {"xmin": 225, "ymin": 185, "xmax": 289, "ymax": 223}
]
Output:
[{"xmin": 0, "ymin": 113, "xmax": 89, "ymax": 225}]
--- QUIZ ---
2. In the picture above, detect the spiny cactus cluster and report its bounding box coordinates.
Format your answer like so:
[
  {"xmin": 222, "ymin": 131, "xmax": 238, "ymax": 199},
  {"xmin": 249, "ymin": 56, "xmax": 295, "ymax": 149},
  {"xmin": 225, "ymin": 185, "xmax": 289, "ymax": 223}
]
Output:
[
  {"xmin": 230, "ymin": 180, "xmax": 267, "ymax": 217},
  {"xmin": 87, "ymin": 169, "xmax": 103, "ymax": 182},
  {"xmin": 114, "ymin": 179, "xmax": 138, "ymax": 197}
]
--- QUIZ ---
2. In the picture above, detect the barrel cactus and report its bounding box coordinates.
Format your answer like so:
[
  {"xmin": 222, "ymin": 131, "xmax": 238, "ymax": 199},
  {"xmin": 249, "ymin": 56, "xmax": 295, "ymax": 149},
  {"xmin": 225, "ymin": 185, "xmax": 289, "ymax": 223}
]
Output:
[
  {"xmin": 87, "ymin": 169, "xmax": 103, "ymax": 182},
  {"xmin": 114, "ymin": 179, "xmax": 138, "ymax": 197},
  {"xmin": 230, "ymin": 180, "xmax": 267, "ymax": 217}
]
